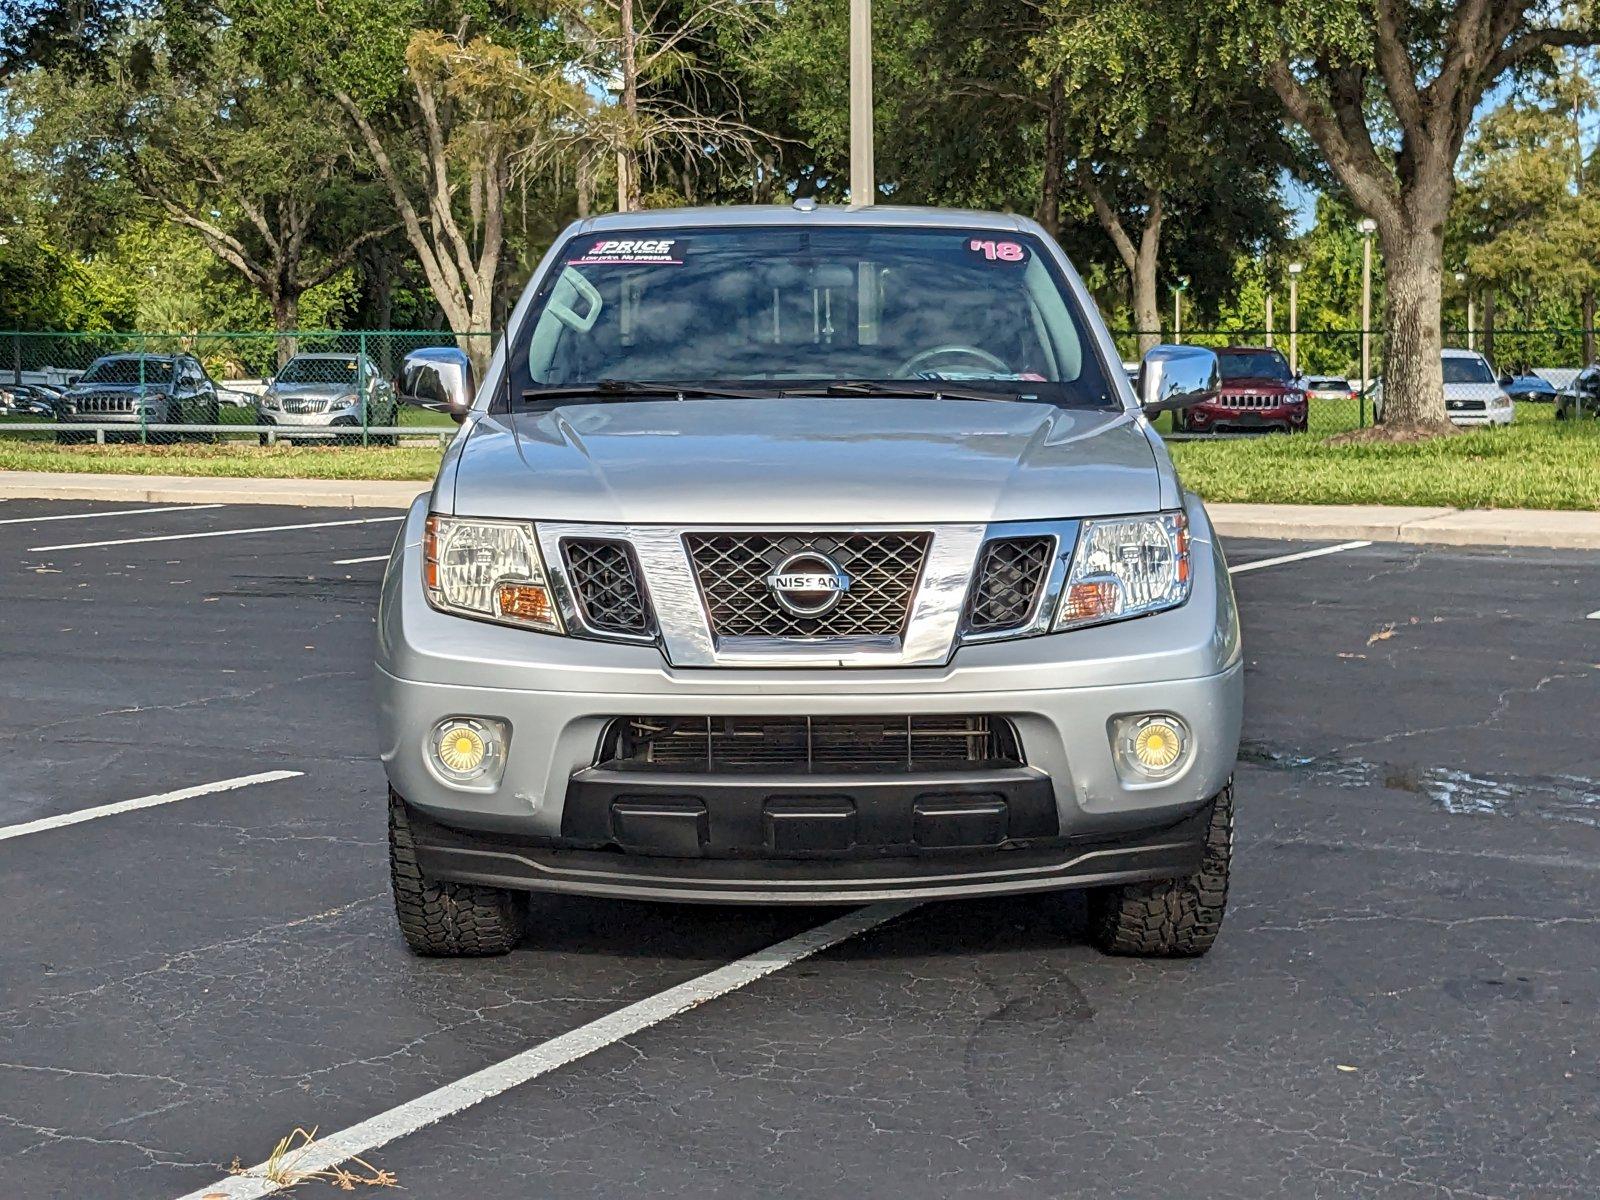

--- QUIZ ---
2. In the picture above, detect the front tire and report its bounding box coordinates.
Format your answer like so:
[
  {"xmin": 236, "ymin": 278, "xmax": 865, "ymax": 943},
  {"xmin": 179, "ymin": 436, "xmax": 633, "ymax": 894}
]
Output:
[
  {"xmin": 1088, "ymin": 782, "xmax": 1233, "ymax": 958},
  {"xmin": 389, "ymin": 791, "xmax": 526, "ymax": 956}
]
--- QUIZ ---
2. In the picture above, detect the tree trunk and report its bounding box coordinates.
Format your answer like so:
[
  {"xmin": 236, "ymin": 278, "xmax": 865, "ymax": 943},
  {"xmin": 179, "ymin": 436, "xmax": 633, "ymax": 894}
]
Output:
[
  {"xmin": 1035, "ymin": 76, "xmax": 1065, "ymax": 239},
  {"xmin": 1131, "ymin": 247, "xmax": 1161, "ymax": 357},
  {"xmin": 1583, "ymin": 288, "xmax": 1596, "ymax": 365},
  {"xmin": 1373, "ymin": 220, "xmax": 1450, "ymax": 430},
  {"xmin": 271, "ymin": 291, "xmax": 300, "ymax": 367},
  {"xmin": 616, "ymin": 0, "xmax": 642, "ymax": 212}
]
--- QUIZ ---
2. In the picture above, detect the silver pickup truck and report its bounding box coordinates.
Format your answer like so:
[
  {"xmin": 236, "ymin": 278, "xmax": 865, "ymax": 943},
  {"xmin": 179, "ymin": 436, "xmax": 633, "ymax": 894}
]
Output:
[{"xmin": 376, "ymin": 204, "xmax": 1241, "ymax": 959}]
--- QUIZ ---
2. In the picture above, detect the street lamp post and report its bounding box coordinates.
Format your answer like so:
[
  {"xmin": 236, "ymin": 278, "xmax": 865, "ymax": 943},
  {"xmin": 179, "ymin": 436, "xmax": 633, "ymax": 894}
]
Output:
[
  {"xmin": 1454, "ymin": 270, "xmax": 1474, "ymax": 351},
  {"xmin": 1265, "ymin": 284, "xmax": 1274, "ymax": 349},
  {"xmin": 1287, "ymin": 261, "xmax": 1304, "ymax": 375},
  {"xmin": 849, "ymin": 0, "xmax": 875, "ymax": 206},
  {"xmin": 1172, "ymin": 277, "xmax": 1189, "ymax": 344},
  {"xmin": 1358, "ymin": 218, "xmax": 1376, "ymax": 425}
]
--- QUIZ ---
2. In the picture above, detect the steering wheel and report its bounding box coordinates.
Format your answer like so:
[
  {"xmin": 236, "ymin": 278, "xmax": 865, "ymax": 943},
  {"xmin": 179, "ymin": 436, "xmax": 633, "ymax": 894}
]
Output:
[{"xmin": 895, "ymin": 344, "xmax": 1011, "ymax": 379}]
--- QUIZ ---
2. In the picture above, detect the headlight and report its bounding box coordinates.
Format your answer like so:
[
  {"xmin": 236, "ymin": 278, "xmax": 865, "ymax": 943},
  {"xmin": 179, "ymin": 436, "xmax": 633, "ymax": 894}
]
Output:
[
  {"xmin": 423, "ymin": 515, "xmax": 563, "ymax": 633},
  {"xmin": 1055, "ymin": 510, "xmax": 1190, "ymax": 630}
]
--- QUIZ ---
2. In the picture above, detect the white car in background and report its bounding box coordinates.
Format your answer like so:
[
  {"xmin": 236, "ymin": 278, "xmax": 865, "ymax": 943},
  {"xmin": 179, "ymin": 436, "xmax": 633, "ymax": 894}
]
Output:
[{"xmin": 1374, "ymin": 348, "xmax": 1515, "ymax": 427}]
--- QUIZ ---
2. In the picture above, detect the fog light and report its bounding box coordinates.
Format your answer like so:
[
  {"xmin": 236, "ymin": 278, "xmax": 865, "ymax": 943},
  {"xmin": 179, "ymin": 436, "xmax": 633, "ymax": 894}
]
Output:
[
  {"xmin": 429, "ymin": 717, "xmax": 506, "ymax": 785},
  {"xmin": 1113, "ymin": 714, "xmax": 1191, "ymax": 781}
]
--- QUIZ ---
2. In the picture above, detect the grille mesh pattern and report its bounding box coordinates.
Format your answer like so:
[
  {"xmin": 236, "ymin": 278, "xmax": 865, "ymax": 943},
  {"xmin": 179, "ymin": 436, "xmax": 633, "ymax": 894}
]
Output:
[
  {"xmin": 966, "ymin": 536, "xmax": 1053, "ymax": 633},
  {"xmin": 685, "ymin": 532, "xmax": 929, "ymax": 639},
  {"xmin": 607, "ymin": 715, "xmax": 1020, "ymax": 774},
  {"xmin": 563, "ymin": 538, "xmax": 653, "ymax": 635},
  {"xmin": 1220, "ymin": 392, "xmax": 1294, "ymax": 409}
]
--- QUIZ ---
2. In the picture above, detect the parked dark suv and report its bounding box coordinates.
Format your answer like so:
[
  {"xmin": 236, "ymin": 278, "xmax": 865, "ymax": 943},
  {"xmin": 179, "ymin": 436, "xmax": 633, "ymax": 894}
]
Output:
[
  {"xmin": 56, "ymin": 353, "xmax": 221, "ymax": 443},
  {"xmin": 1175, "ymin": 346, "xmax": 1308, "ymax": 434},
  {"xmin": 1556, "ymin": 362, "xmax": 1599, "ymax": 420}
]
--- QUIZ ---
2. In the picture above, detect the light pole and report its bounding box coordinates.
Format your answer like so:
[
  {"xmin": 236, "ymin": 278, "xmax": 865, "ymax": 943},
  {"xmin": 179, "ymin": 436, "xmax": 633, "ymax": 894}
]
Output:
[
  {"xmin": 1265, "ymin": 280, "xmax": 1274, "ymax": 349},
  {"xmin": 1171, "ymin": 277, "xmax": 1189, "ymax": 343},
  {"xmin": 1358, "ymin": 217, "xmax": 1376, "ymax": 424},
  {"xmin": 1454, "ymin": 270, "xmax": 1474, "ymax": 351},
  {"xmin": 1287, "ymin": 261, "xmax": 1304, "ymax": 375},
  {"xmin": 849, "ymin": 0, "xmax": 875, "ymax": 206}
]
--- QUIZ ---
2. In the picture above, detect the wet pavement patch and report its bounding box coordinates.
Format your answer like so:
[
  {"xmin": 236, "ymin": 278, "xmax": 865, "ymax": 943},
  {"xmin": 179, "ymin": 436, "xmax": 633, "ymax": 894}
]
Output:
[{"xmin": 1240, "ymin": 740, "xmax": 1600, "ymax": 826}]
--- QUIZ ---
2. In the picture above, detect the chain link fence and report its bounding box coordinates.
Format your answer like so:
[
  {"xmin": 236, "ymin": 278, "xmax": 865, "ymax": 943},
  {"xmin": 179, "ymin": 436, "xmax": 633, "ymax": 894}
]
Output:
[
  {"xmin": 0, "ymin": 330, "xmax": 495, "ymax": 447},
  {"xmin": 3, "ymin": 325, "xmax": 1591, "ymax": 449},
  {"xmin": 1112, "ymin": 327, "xmax": 1592, "ymax": 436}
]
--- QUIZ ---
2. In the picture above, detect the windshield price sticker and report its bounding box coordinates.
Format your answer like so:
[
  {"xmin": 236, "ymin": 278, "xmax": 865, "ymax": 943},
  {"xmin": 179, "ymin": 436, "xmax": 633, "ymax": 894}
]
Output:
[
  {"xmin": 571, "ymin": 238, "xmax": 683, "ymax": 265},
  {"xmin": 967, "ymin": 238, "xmax": 1028, "ymax": 263}
]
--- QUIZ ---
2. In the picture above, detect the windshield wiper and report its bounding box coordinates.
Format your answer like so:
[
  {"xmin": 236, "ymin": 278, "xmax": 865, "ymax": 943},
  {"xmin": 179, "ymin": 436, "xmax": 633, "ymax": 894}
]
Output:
[
  {"xmin": 520, "ymin": 380, "xmax": 773, "ymax": 405},
  {"xmin": 817, "ymin": 380, "xmax": 1042, "ymax": 403}
]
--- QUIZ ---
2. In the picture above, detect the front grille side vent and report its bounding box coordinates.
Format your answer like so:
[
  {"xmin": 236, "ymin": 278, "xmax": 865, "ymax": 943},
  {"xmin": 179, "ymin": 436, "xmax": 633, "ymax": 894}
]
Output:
[
  {"xmin": 965, "ymin": 535, "xmax": 1054, "ymax": 633},
  {"xmin": 562, "ymin": 538, "xmax": 654, "ymax": 636}
]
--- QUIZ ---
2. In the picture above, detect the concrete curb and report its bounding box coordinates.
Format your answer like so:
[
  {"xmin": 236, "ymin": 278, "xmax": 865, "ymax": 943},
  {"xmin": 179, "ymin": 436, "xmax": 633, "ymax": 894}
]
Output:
[
  {"xmin": 2, "ymin": 471, "xmax": 1596, "ymax": 550},
  {"xmin": 1207, "ymin": 503, "xmax": 1600, "ymax": 551},
  {"xmin": 0, "ymin": 471, "xmax": 426, "ymax": 511}
]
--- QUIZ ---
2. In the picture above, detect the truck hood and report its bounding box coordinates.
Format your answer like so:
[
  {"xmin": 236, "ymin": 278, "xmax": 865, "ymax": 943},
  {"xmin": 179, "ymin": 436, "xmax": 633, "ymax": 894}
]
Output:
[{"xmin": 447, "ymin": 396, "xmax": 1164, "ymax": 524}]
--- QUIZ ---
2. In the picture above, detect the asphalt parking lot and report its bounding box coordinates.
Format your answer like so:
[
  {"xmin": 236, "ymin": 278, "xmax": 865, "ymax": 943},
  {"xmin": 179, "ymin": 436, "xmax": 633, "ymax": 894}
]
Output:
[{"xmin": 2, "ymin": 497, "xmax": 1597, "ymax": 1199}]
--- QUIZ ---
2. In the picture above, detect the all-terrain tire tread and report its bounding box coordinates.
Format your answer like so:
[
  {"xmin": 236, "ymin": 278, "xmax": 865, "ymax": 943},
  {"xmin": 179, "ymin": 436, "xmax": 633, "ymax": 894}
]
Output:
[
  {"xmin": 388, "ymin": 791, "xmax": 525, "ymax": 956},
  {"xmin": 1088, "ymin": 781, "xmax": 1233, "ymax": 958}
]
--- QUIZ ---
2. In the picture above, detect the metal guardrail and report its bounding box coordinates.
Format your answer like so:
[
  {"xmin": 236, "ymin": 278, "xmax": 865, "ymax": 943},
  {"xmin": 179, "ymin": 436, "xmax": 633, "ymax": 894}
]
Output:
[{"xmin": 5, "ymin": 423, "xmax": 458, "ymax": 446}]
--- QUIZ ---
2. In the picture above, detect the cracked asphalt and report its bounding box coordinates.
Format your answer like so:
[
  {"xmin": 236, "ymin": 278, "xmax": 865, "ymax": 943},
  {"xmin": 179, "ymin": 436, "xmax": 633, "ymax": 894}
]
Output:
[{"xmin": 1, "ymin": 497, "xmax": 1597, "ymax": 1199}]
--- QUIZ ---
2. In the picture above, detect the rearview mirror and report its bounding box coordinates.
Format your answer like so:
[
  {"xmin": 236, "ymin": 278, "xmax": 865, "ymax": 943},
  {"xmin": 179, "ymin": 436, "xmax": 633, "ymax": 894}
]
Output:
[
  {"xmin": 399, "ymin": 347, "xmax": 475, "ymax": 424},
  {"xmin": 1139, "ymin": 344, "xmax": 1220, "ymax": 415}
]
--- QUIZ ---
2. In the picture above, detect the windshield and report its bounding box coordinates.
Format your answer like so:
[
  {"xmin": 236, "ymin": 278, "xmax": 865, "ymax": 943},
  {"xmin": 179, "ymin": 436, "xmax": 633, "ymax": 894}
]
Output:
[
  {"xmin": 1218, "ymin": 350, "xmax": 1291, "ymax": 382},
  {"xmin": 509, "ymin": 226, "xmax": 1115, "ymax": 407},
  {"xmin": 81, "ymin": 358, "xmax": 174, "ymax": 385},
  {"xmin": 278, "ymin": 357, "xmax": 362, "ymax": 385},
  {"xmin": 1442, "ymin": 356, "xmax": 1494, "ymax": 384}
]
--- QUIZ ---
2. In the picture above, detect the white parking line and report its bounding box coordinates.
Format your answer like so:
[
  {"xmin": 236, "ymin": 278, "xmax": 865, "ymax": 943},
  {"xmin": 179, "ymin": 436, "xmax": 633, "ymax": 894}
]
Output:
[
  {"xmin": 0, "ymin": 770, "xmax": 302, "ymax": 844},
  {"xmin": 0, "ymin": 503, "xmax": 225, "ymax": 526},
  {"xmin": 28, "ymin": 516, "xmax": 404, "ymax": 553},
  {"xmin": 176, "ymin": 900, "xmax": 918, "ymax": 1200},
  {"xmin": 1229, "ymin": 541, "xmax": 1372, "ymax": 575},
  {"xmin": 1588, "ymin": 609, "xmax": 1600, "ymax": 620},
  {"xmin": 333, "ymin": 554, "xmax": 392, "ymax": 565}
]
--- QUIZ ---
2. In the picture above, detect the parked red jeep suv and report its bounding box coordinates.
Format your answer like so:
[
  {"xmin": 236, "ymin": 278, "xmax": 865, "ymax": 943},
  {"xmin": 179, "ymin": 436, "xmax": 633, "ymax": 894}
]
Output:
[{"xmin": 1175, "ymin": 346, "xmax": 1308, "ymax": 434}]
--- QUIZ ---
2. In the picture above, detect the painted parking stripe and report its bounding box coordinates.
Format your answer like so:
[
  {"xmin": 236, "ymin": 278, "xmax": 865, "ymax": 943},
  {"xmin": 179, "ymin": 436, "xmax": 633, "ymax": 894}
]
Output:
[
  {"xmin": 0, "ymin": 770, "xmax": 302, "ymax": 844},
  {"xmin": 333, "ymin": 554, "xmax": 392, "ymax": 565},
  {"xmin": 176, "ymin": 900, "xmax": 918, "ymax": 1200},
  {"xmin": 0, "ymin": 503, "xmax": 225, "ymax": 526},
  {"xmin": 28, "ymin": 515, "xmax": 404, "ymax": 553},
  {"xmin": 1588, "ymin": 609, "xmax": 1600, "ymax": 620},
  {"xmin": 1229, "ymin": 541, "xmax": 1372, "ymax": 575}
]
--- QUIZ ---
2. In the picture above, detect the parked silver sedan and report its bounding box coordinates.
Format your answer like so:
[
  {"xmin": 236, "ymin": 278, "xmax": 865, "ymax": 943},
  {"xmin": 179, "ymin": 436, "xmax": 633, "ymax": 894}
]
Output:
[{"xmin": 257, "ymin": 353, "xmax": 399, "ymax": 444}]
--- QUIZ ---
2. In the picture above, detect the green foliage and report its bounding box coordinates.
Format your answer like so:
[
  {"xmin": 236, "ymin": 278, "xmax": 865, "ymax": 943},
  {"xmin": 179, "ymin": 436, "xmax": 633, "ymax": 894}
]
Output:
[{"xmin": 0, "ymin": 234, "xmax": 136, "ymax": 331}]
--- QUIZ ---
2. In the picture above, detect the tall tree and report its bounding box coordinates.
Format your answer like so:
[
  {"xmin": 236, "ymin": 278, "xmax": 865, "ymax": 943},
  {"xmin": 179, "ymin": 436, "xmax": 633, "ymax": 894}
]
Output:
[
  {"xmin": 1032, "ymin": 2, "xmax": 1291, "ymax": 353},
  {"xmin": 16, "ymin": 24, "xmax": 394, "ymax": 354},
  {"xmin": 557, "ymin": 0, "xmax": 774, "ymax": 211},
  {"xmin": 1218, "ymin": 0, "xmax": 1600, "ymax": 434},
  {"xmin": 1451, "ymin": 74, "xmax": 1600, "ymax": 366},
  {"xmin": 238, "ymin": 0, "xmax": 581, "ymax": 373}
]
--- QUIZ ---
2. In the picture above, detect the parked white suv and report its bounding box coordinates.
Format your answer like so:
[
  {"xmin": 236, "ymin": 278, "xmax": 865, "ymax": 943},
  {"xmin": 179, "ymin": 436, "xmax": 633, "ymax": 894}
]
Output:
[
  {"xmin": 1374, "ymin": 348, "xmax": 1515, "ymax": 427},
  {"xmin": 376, "ymin": 205, "xmax": 1242, "ymax": 959}
]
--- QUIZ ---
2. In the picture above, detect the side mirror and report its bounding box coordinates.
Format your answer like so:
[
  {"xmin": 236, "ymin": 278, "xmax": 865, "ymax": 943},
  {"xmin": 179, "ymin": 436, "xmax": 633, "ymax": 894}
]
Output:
[
  {"xmin": 1139, "ymin": 344, "xmax": 1220, "ymax": 415},
  {"xmin": 399, "ymin": 346, "xmax": 475, "ymax": 424}
]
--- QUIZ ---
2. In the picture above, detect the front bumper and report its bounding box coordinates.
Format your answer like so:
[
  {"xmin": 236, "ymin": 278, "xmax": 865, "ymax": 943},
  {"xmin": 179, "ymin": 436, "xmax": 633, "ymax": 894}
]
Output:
[
  {"xmin": 1187, "ymin": 401, "xmax": 1306, "ymax": 433},
  {"xmin": 375, "ymin": 494, "xmax": 1243, "ymax": 903},
  {"xmin": 258, "ymin": 404, "xmax": 364, "ymax": 435}
]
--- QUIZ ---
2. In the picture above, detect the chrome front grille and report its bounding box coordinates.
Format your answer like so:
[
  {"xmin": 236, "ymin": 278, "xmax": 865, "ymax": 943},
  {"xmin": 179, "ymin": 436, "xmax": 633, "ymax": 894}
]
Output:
[
  {"xmin": 78, "ymin": 396, "xmax": 140, "ymax": 413},
  {"xmin": 604, "ymin": 715, "xmax": 1022, "ymax": 774},
  {"xmin": 562, "ymin": 538, "xmax": 653, "ymax": 636},
  {"xmin": 966, "ymin": 535, "xmax": 1053, "ymax": 633},
  {"xmin": 684, "ymin": 532, "xmax": 929, "ymax": 640},
  {"xmin": 1221, "ymin": 392, "xmax": 1285, "ymax": 409},
  {"xmin": 281, "ymin": 397, "xmax": 331, "ymax": 414}
]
